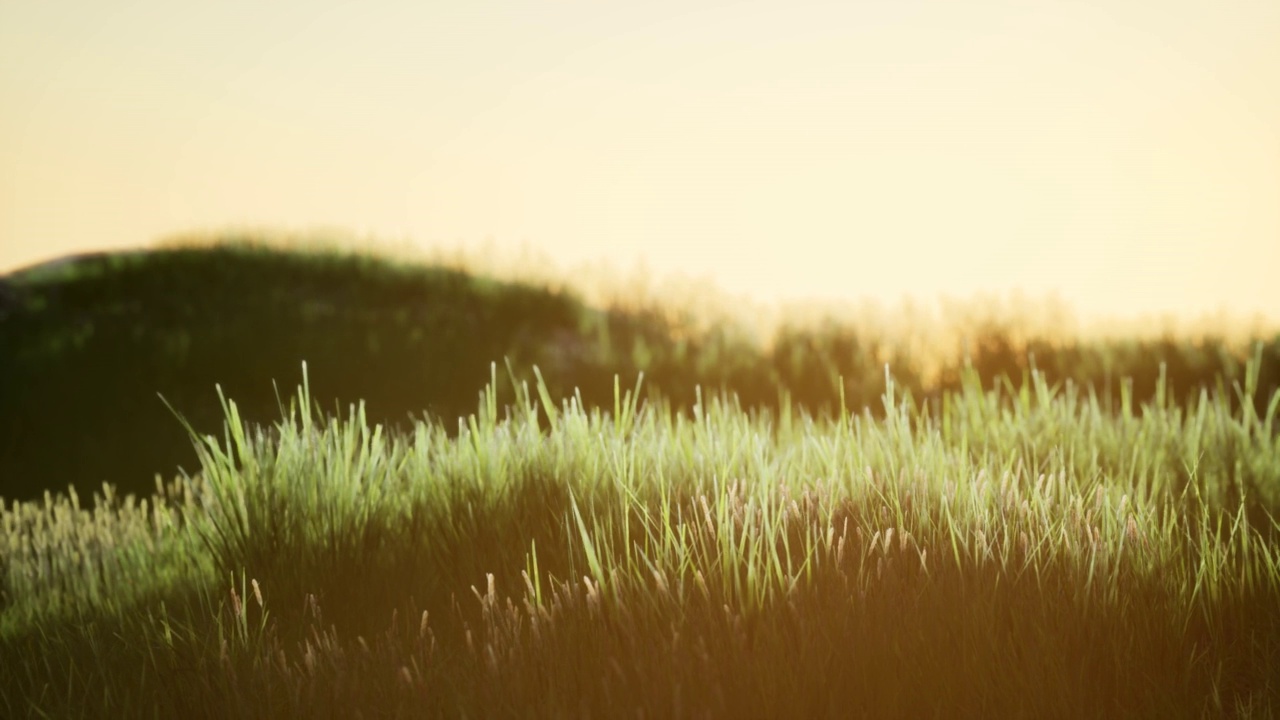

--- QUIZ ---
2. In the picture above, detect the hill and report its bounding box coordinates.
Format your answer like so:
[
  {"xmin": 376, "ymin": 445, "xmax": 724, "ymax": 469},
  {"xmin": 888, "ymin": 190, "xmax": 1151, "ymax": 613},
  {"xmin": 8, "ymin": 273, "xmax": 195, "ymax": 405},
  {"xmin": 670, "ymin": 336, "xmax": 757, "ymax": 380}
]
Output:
[{"xmin": 0, "ymin": 244, "xmax": 597, "ymax": 502}]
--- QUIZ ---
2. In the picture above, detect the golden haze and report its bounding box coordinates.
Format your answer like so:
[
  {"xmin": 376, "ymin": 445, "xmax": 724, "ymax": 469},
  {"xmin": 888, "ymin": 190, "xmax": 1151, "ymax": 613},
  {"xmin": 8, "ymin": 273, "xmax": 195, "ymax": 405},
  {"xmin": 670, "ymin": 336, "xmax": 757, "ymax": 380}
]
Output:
[{"xmin": 2, "ymin": 0, "xmax": 1277, "ymax": 324}]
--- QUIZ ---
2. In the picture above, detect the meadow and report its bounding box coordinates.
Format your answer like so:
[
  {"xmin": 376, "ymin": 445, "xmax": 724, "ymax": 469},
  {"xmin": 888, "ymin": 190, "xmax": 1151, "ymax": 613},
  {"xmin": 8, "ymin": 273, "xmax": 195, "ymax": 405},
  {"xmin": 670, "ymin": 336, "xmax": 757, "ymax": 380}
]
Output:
[
  {"xmin": 0, "ymin": 241, "xmax": 1278, "ymax": 717},
  {"xmin": 2, "ymin": 239, "xmax": 1276, "ymax": 503}
]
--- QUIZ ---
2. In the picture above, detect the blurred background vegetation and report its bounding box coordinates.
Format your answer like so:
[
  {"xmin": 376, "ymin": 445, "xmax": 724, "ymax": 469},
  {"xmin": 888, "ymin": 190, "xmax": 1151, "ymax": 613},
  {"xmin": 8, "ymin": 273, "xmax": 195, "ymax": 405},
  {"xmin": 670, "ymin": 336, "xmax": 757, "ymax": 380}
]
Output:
[{"xmin": 2, "ymin": 238, "xmax": 1276, "ymax": 503}]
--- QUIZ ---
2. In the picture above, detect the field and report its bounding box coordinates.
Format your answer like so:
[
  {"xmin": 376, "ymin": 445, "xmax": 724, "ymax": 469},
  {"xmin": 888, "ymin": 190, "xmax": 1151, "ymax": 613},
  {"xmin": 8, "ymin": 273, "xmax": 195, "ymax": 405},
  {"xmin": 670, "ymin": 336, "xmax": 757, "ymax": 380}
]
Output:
[
  {"xmin": 3, "ymin": 239, "xmax": 1276, "ymax": 503},
  {"xmin": 1, "ymin": 242, "xmax": 1278, "ymax": 717}
]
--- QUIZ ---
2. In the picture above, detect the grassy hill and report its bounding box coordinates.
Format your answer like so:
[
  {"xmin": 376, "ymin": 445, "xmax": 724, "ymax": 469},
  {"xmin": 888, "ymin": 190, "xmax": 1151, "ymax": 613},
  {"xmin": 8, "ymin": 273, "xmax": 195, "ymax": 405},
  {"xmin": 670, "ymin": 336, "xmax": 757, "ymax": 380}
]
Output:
[
  {"xmin": 2, "ymin": 239, "xmax": 1277, "ymax": 505},
  {"xmin": 2, "ymin": 352, "xmax": 1277, "ymax": 717},
  {"xmin": 0, "ymin": 243, "xmax": 596, "ymax": 503},
  {"xmin": 1, "ymin": 238, "xmax": 1278, "ymax": 716}
]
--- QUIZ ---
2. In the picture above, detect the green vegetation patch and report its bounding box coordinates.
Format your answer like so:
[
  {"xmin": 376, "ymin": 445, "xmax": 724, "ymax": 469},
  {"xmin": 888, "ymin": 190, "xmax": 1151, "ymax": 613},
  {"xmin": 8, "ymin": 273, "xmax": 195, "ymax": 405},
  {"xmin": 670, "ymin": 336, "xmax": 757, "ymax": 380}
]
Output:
[
  {"xmin": 0, "ymin": 243, "xmax": 593, "ymax": 502},
  {"xmin": 2, "ymin": 362, "xmax": 1277, "ymax": 718},
  {"xmin": 3, "ymin": 240, "xmax": 1278, "ymax": 508}
]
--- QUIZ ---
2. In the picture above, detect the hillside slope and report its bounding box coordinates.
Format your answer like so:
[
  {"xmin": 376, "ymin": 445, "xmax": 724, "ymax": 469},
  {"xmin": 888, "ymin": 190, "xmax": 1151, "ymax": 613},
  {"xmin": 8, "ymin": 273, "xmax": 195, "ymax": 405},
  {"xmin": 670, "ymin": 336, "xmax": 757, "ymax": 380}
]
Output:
[{"xmin": 0, "ymin": 245, "xmax": 597, "ymax": 501}]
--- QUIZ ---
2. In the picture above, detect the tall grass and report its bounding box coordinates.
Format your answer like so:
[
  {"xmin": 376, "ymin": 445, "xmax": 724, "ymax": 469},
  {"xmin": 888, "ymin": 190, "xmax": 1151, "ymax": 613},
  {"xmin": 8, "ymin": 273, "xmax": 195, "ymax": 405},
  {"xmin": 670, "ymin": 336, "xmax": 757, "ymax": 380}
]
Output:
[
  {"xmin": 1, "ymin": 356, "xmax": 1278, "ymax": 718},
  {"xmin": 4, "ymin": 240, "xmax": 1277, "ymax": 504}
]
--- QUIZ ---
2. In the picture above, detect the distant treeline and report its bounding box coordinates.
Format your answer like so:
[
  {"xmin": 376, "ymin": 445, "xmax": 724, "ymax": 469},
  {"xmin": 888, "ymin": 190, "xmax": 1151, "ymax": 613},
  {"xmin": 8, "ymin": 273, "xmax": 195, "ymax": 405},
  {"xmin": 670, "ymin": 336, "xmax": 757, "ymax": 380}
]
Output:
[{"xmin": 2, "ymin": 242, "xmax": 1276, "ymax": 503}]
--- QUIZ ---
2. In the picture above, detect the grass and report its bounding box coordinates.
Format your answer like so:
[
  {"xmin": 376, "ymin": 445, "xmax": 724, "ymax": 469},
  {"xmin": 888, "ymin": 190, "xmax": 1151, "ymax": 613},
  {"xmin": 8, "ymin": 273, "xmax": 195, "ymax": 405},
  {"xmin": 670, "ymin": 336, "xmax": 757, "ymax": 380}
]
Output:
[
  {"xmin": 3, "ymin": 238, "xmax": 1278, "ymax": 505},
  {"xmin": 1, "ymin": 354, "xmax": 1277, "ymax": 718}
]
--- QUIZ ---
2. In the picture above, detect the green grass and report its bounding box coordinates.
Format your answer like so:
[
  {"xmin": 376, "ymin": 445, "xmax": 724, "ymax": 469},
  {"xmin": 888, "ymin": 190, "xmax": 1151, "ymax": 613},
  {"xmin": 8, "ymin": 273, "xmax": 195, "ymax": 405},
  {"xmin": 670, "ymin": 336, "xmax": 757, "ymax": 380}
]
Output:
[
  {"xmin": 4, "ymin": 238, "xmax": 1278, "ymax": 506},
  {"xmin": 2, "ymin": 356, "xmax": 1277, "ymax": 718}
]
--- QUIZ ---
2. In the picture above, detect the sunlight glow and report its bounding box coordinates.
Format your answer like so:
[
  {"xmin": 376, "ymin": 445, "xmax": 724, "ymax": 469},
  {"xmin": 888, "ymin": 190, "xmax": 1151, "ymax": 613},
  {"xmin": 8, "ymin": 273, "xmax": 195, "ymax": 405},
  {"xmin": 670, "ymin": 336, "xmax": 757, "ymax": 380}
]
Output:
[{"xmin": 2, "ymin": 0, "xmax": 1277, "ymax": 322}]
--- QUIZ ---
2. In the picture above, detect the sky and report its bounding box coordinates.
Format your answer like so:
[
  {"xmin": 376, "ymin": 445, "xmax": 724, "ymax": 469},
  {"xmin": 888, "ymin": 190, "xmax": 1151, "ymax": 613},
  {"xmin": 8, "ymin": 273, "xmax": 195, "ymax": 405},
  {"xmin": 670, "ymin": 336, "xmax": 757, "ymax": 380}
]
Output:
[{"xmin": 2, "ymin": 0, "xmax": 1278, "ymax": 323}]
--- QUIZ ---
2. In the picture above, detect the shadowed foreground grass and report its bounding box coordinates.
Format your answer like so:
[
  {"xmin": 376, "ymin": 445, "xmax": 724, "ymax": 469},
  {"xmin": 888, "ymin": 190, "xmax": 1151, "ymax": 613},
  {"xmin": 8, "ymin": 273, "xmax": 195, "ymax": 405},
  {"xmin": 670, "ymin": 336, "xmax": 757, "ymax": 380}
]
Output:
[{"xmin": 1, "ymin": 361, "xmax": 1277, "ymax": 718}]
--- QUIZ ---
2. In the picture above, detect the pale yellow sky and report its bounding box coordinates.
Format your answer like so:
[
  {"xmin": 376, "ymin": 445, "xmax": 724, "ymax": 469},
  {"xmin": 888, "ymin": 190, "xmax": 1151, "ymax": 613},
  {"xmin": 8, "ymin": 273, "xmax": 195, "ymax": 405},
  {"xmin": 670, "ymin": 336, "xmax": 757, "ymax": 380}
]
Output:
[{"xmin": 2, "ymin": 0, "xmax": 1277, "ymax": 322}]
